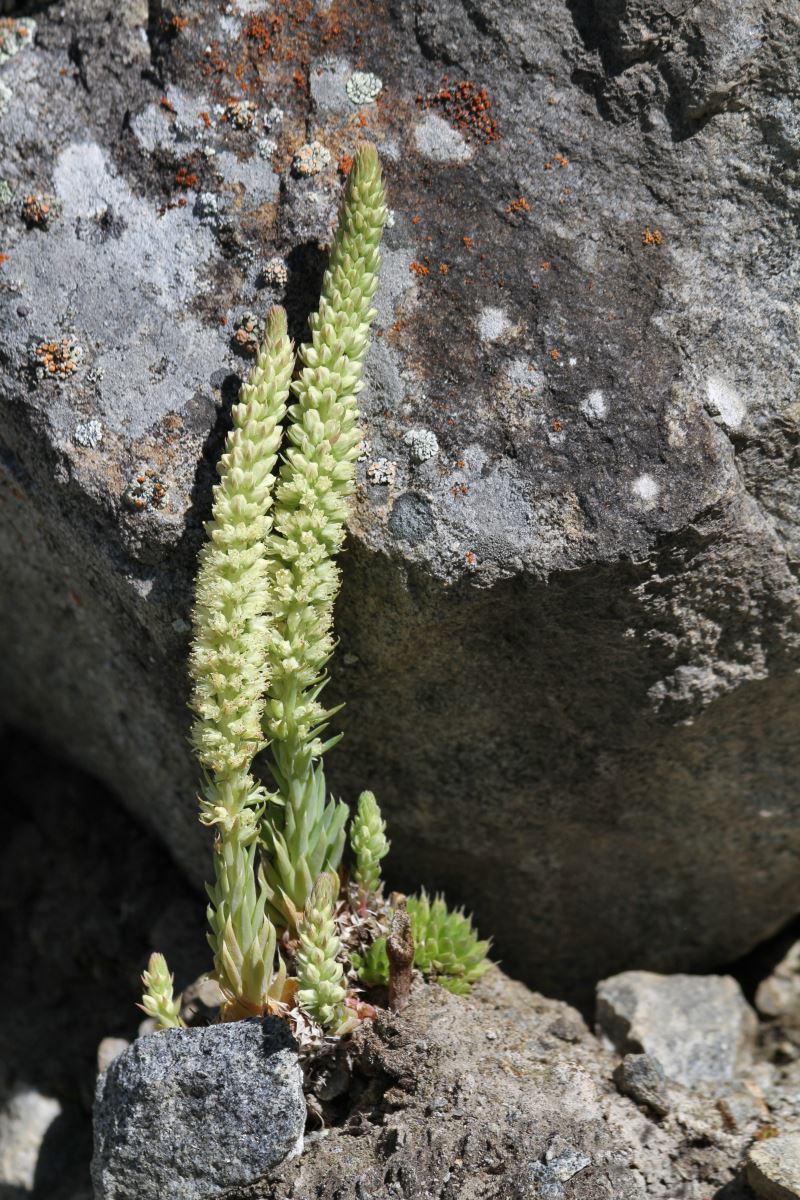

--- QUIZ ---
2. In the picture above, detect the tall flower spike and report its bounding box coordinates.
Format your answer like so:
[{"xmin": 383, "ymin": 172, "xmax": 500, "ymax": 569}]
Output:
[
  {"xmin": 140, "ymin": 952, "xmax": 185, "ymax": 1030},
  {"xmin": 350, "ymin": 790, "xmax": 390, "ymax": 897},
  {"xmin": 261, "ymin": 146, "xmax": 386, "ymax": 927},
  {"xmin": 189, "ymin": 306, "xmax": 294, "ymax": 780},
  {"xmin": 187, "ymin": 307, "xmax": 293, "ymax": 1018},
  {"xmin": 295, "ymin": 872, "xmax": 351, "ymax": 1031}
]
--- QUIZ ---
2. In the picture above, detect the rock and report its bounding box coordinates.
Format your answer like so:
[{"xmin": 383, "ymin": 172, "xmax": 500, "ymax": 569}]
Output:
[
  {"xmin": 91, "ymin": 1019, "xmax": 305, "ymax": 1200},
  {"xmin": 0, "ymin": 1083, "xmax": 61, "ymax": 1193},
  {"xmin": 756, "ymin": 941, "xmax": 800, "ymax": 1018},
  {"xmin": 96, "ymin": 1038, "xmax": 130, "ymax": 1076},
  {"xmin": 596, "ymin": 971, "xmax": 757, "ymax": 1087},
  {"xmin": 0, "ymin": 0, "xmax": 798, "ymax": 1003},
  {"xmin": 612, "ymin": 1053, "xmax": 670, "ymax": 1117},
  {"xmin": 747, "ymin": 1133, "xmax": 800, "ymax": 1200}
]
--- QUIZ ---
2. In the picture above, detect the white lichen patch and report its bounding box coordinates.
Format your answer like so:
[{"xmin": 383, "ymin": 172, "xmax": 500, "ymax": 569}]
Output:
[
  {"xmin": 261, "ymin": 256, "xmax": 288, "ymax": 288},
  {"xmin": 705, "ymin": 375, "xmax": 746, "ymax": 430},
  {"xmin": 631, "ymin": 473, "xmax": 660, "ymax": 509},
  {"xmin": 414, "ymin": 114, "xmax": 472, "ymax": 163},
  {"xmin": 367, "ymin": 457, "xmax": 396, "ymax": 486},
  {"xmin": 478, "ymin": 306, "xmax": 512, "ymax": 343},
  {"xmin": 292, "ymin": 141, "xmax": 332, "ymax": 177},
  {"xmin": 74, "ymin": 418, "xmax": 103, "ymax": 448},
  {"xmin": 581, "ymin": 389, "xmax": 607, "ymax": 421},
  {"xmin": 404, "ymin": 427, "xmax": 439, "ymax": 463},
  {"xmin": 346, "ymin": 71, "xmax": 383, "ymax": 105}
]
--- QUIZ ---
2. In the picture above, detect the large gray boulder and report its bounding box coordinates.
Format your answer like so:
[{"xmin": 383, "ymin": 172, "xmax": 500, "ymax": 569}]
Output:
[
  {"xmin": 91, "ymin": 1019, "xmax": 305, "ymax": 1200},
  {"xmin": 0, "ymin": 0, "xmax": 798, "ymax": 1000}
]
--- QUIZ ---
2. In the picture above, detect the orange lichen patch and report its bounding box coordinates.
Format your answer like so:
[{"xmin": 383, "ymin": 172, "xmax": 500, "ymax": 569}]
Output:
[
  {"xmin": 549, "ymin": 348, "xmax": 561, "ymax": 361},
  {"xmin": 412, "ymin": 215, "xmax": 422, "ymax": 225},
  {"xmin": 454, "ymin": 459, "xmax": 465, "ymax": 469},
  {"xmin": 417, "ymin": 77, "xmax": 499, "ymax": 143},
  {"xmin": 450, "ymin": 482, "xmax": 469, "ymax": 498},
  {"xmin": 410, "ymin": 261, "xmax": 430, "ymax": 277},
  {"xmin": 34, "ymin": 338, "xmax": 82, "ymax": 379},
  {"xmin": 439, "ymin": 263, "xmax": 449, "ymax": 275},
  {"xmin": 540, "ymin": 261, "xmax": 551, "ymax": 270},
  {"xmin": 642, "ymin": 226, "xmax": 664, "ymax": 246},
  {"xmin": 462, "ymin": 235, "xmax": 474, "ymax": 250},
  {"xmin": 554, "ymin": 152, "xmax": 569, "ymax": 167},
  {"xmin": 169, "ymin": 14, "xmax": 190, "ymax": 32},
  {"xmin": 174, "ymin": 166, "xmax": 198, "ymax": 188},
  {"xmin": 465, "ymin": 551, "xmax": 476, "ymax": 566},
  {"xmin": 160, "ymin": 96, "xmax": 176, "ymax": 113},
  {"xmin": 505, "ymin": 197, "xmax": 530, "ymax": 215},
  {"xmin": 0, "ymin": 254, "xmax": 8, "ymax": 265},
  {"xmin": 200, "ymin": 110, "xmax": 211, "ymax": 128},
  {"xmin": 355, "ymin": 110, "xmax": 368, "ymax": 127},
  {"xmin": 551, "ymin": 419, "xmax": 563, "ymax": 432},
  {"xmin": 337, "ymin": 154, "xmax": 353, "ymax": 175},
  {"xmin": 21, "ymin": 194, "xmax": 53, "ymax": 228}
]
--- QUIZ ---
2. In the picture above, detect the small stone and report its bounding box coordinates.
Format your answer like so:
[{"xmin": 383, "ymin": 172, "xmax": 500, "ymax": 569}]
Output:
[
  {"xmin": 403, "ymin": 427, "xmax": 439, "ymax": 464},
  {"xmin": 74, "ymin": 418, "xmax": 103, "ymax": 448},
  {"xmin": 92, "ymin": 1019, "xmax": 305, "ymax": 1200},
  {"xmin": 97, "ymin": 1038, "xmax": 130, "ymax": 1075},
  {"xmin": 613, "ymin": 1053, "xmax": 670, "ymax": 1117},
  {"xmin": 596, "ymin": 971, "xmax": 757, "ymax": 1088},
  {"xmin": 225, "ymin": 99, "xmax": 257, "ymax": 129},
  {"xmin": 260, "ymin": 255, "xmax": 288, "ymax": 288},
  {"xmin": 292, "ymin": 140, "xmax": 332, "ymax": 177},
  {"xmin": 0, "ymin": 1084, "xmax": 62, "ymax": 1192},
  {"xmin": 544, "ymin": 1135, "xmax": 591, "ymax": 1182},
  {"xmin": 747, "ymin": 1132, "xmax": 800, "ymax": 1200},
  {"xmin": 123, "ymin": 468, "xmax": 168, "ymax": 512},
  {"xmin": 346, "ymin": 70, "xmax": 383, "ymax": 105},
  {"xmin": 756, "ymin": 940, "xmax": 800, "ymax": 1018}
]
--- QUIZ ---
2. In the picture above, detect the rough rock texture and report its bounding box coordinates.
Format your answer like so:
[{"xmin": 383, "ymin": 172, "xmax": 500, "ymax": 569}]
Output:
[
  {"xmin": 92, "ymin": 1019, "xmax": 305, "ymax": 1200},
  {"xmin": 596, "ymin": 970, "xmax": 758, "ymax": 1087},
  {"xmin": 225, "ymin": 973, "xmax": 788, "ymax": 1200},
  {"xmin": 0, "ymin": 0, "xmax": 799, "ymax": 1000},
  {"xmin": 756, "ymin": 942, "xmax": 800, "ymax": 1019},
  {"xmin": 747, "ymin": 1134, "xmax": 800, "ymax": 1200}
]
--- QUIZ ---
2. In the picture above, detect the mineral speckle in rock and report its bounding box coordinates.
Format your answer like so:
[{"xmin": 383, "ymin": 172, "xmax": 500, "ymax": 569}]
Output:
[
  {"xmin": 403, "ymin": 427, "xmax": 439, "ymax": 463},
  {"xmin": 292, "ymin": 140, "xmax": 332, "ymax": 177},
  {"xmin": 91, "ymin": 1019, "xmax": 305, "ymax": 1200},
  {"xmin": 346, "ymin": 70, "xmax": 383, "ymax": 105}
]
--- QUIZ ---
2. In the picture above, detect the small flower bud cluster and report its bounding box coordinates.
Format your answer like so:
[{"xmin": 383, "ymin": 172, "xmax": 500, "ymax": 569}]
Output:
[
  {"xmin": 295, "ymin": 873, "xmax": 348, "ymax": 1030},
  {"xmin": 140, "ymin": 952, "xmax": 184, "ymax": 1030},
  {"xmin": 350, "ymin": 790, "xmax": 390, "ymax": 896}
]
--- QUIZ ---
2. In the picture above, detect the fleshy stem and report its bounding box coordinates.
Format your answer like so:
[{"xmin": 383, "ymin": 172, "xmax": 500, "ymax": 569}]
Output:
[
  {"xmin": 261, "ymin": 145, "xmax": 387, "ymax": 931},
  {"xmin": 188, "ymin": 308, "xmax": 294, "ymax": 1017}
]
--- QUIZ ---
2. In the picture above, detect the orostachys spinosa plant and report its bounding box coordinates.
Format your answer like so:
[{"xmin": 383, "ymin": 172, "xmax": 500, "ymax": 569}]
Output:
[{"xmin": 141, "ymin": 144, "xmax": 491, "ymax": 1045}]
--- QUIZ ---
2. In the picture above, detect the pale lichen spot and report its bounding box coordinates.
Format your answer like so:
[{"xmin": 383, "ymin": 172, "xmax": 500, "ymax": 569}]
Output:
[
  {"xmin": 706, "ymin": 375, "xmax": 746, "ymax": 431},
  {"xmin": 478, "ymin": 306, "xmax": 511, "ymax": 343},
  {"xmin": 581, "ymin": 389, "xmax": 607, "ymax": 420},
  {"xmin": 414, "ymin": 114, "xmax": 472, "ymax": 163},
  {"xmin": 631, "ymin": 473, "xmax": 659, "ymax": 509}
]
